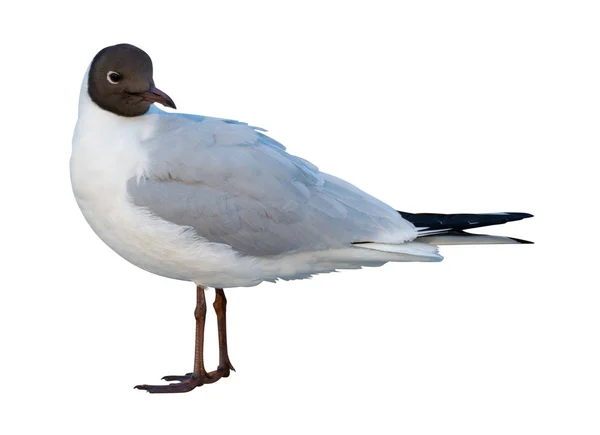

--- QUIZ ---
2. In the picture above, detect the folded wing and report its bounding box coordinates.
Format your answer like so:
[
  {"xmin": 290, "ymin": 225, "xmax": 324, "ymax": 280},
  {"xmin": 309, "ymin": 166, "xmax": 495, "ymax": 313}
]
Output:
[{"xmin": 128, "ymin": 112, "xmax": 416, "ymax": 257}]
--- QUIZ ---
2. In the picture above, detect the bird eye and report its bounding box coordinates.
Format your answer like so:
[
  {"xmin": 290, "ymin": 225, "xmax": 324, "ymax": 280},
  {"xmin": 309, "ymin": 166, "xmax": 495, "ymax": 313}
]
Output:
[{"xmin": 106, "ymin": 71, "xmax": 122, "ymax": 84}]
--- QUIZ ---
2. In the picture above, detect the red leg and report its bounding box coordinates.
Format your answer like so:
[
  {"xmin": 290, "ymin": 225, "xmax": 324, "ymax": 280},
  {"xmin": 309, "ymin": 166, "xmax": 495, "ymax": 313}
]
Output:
[
  {"xmin": 135, "ymin": 286, "xmax": 235, "ymax": 393},
  {"xmin": 214, "ymin": 288, "xmax": 235, "ymax": 376}
]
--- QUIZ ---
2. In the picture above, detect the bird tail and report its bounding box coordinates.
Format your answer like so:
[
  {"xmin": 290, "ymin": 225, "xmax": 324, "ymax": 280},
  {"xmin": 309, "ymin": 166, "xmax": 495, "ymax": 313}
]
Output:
[{"xmin": 397, "ymin": 211, "xmax": 533, "ymax": 245}]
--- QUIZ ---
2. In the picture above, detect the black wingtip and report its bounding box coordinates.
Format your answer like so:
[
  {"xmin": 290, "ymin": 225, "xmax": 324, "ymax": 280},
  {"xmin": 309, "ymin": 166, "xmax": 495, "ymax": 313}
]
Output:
[
  {"xmin": 398, "ymin": 211, "xmax": 534, "ymax": 232},
  {"xmin": 509, "ymin": 237, "xmax": 534, "ymax": 244},
  {"xmin": 506, "ymin": 212, "xmax": 534, "ymax": 219}
]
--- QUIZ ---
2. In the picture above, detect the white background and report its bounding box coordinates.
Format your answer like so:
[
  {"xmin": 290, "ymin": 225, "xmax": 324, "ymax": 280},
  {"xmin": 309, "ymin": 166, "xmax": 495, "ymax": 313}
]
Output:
[{"xmin": 1, "ymin": 1, "xmax": 598, "ymax": 434}]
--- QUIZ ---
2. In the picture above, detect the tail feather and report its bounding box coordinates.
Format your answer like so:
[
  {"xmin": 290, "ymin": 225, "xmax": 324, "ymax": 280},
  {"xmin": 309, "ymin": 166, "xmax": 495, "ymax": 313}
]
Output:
[
  {"xmin": 398, "ymin": 211, "xmax": 533, "ymax": 245},
  {"xmin": 352, "ymin": 242, "xmax": 443, "ymax": 261},
  {"xmin": 415, "ymin": 230, "xmax": 533, "ymax": 245}
]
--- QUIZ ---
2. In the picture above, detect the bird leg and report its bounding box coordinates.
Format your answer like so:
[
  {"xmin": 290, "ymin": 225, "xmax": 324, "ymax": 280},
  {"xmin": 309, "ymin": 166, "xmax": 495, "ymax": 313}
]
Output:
[
  {"xmin": 214, "ymin": 288, "xmax": 235, "ymax": 376},
  {"xmin": 134, "ymin": 286, "xmax": 234, "ymax": 393}
]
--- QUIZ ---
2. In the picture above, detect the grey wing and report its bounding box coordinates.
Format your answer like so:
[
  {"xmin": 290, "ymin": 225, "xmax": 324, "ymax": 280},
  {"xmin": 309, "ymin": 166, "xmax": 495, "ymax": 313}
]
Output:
[{"xmin": 129, "ymin": 113, "xmax": 416, "ymax": 256}]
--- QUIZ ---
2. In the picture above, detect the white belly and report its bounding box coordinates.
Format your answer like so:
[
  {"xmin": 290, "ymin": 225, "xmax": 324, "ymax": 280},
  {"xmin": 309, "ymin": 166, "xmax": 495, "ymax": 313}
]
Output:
[
  {"xmin": 70, "ymin": 105, "xmax": 265, "ymax": 288},
  {"xmin": 71, "ymin": 172, "xmax": 270, "ymax": 287}
]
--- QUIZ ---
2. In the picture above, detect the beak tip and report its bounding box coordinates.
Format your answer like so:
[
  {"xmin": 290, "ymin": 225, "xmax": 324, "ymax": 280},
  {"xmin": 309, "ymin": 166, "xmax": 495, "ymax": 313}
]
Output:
[
  {"xmin": 143, "ymin": 86, "xmax": 177, "ymax": 111},
  {"xmin": 161, "ymin": 95, "xmax": 177, "ymax": 110}
]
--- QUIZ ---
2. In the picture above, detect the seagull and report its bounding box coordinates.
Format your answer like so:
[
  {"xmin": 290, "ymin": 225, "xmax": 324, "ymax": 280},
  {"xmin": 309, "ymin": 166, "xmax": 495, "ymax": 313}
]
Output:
[{"xmin": 71, "ymin": 43, "xmax": 533, "ymax": 393}]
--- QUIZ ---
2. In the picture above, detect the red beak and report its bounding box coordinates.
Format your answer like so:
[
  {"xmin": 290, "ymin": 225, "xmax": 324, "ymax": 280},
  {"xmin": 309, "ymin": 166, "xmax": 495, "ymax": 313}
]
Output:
[{"xmin": 140, "ymin": 85, "xmax": 176, "ymax": 109}]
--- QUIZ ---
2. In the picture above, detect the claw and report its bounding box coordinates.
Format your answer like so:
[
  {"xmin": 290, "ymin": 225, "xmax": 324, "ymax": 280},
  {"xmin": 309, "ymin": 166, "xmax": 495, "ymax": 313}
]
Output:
[
  {"xmin": 161, "ymin": 372, "xmax": 193, "ymax": 382},
  {"xmin": 134, "ymin": 369, "xmax": 232, "ymax": 393},
  {"xmin": 216, "ymin": 363, "xmax": 235, "ymax": 377},
  {"xmin": 134, "ymin": 377, "xmax": 203, "ymax": 394}
]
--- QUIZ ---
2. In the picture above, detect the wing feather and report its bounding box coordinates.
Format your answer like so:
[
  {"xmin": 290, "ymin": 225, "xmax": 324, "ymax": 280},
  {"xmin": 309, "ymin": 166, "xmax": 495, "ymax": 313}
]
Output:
[{"xmin": 129, "ymin": 112, "xmax": 416, "ymax": 256}]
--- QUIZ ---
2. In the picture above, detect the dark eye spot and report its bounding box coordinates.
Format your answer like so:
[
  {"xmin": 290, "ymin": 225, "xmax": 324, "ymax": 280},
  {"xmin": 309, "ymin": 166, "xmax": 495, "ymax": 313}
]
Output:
[{"xmin": 106, "ymin": 71, "xmax": 122, "ymax": 84}]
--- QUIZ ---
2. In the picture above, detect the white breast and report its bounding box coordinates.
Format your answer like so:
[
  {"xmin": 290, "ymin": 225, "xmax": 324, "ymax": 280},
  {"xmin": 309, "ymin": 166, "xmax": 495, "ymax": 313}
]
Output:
[{"xmin": 70, "ymin": 87, "xmax": 261, "ymax": 287}]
